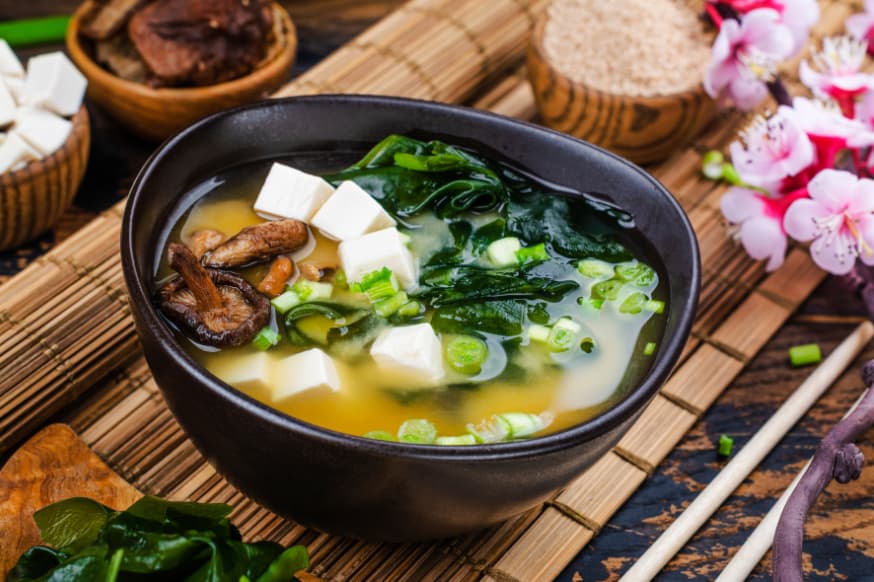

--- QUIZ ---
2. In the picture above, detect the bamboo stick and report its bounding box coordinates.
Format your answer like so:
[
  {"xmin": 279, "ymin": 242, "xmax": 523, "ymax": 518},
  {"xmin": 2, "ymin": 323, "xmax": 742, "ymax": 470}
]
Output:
[{"xmin": 619, "ymin": 323, "xmax": 874, "ymax": 582}]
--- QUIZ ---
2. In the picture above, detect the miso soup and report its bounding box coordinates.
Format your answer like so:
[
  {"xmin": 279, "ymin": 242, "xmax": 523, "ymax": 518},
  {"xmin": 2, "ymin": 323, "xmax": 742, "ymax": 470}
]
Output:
[{"xmin": 155, "ymin": 135, "xmax": 666, "ymax": 444}]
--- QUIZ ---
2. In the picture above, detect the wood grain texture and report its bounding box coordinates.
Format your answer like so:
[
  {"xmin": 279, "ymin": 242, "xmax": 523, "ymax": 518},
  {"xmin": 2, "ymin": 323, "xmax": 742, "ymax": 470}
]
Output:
[
  {"xmin": 0, "ymin": 106, "xmax": 90, "ymax": 251},
  {"xmin": 0, "ymin": 423, "xmax": 141, "ymax": 576},
  {"xmin": 526, "ymin": 15, "xmax": 717, "ymax": 164},
  {"xmin": 65, "ymin": 2, "xmax": 298, "ymax": 142}
]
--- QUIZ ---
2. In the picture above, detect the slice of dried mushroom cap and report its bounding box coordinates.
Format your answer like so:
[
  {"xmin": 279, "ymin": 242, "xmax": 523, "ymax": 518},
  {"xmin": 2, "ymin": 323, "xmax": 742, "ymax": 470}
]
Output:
[
  {"xmin": 188, "ymin": 229, "xmax": 226, "ymax": 259},
  {"xmin": 157, "ymin": 242, "xmax": 270, "ymax": 348},
  {"xmin": 299, "ymin": 262, "xmax": 337, "ymax": 282},
  {"xmin": 202, "ymin": 219, "xmax": 309, "ymax": 268}
]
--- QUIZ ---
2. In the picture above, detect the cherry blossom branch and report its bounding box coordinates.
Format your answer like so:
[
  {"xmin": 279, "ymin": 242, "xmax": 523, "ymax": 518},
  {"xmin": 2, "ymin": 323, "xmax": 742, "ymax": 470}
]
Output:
[
  {"xmin": 772, "ymin": 263, "xmax": 874, "ymax": 580},
  {"xmin": 773, "ymin": 361, "xmax": 874, "ymax": 581}
]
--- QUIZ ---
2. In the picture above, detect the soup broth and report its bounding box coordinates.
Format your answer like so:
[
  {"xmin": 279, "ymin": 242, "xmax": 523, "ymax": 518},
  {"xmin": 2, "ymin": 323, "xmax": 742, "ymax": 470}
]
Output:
[{"xmin": 157, "ymin": 136, "xmax": 666, "ymax": 443}]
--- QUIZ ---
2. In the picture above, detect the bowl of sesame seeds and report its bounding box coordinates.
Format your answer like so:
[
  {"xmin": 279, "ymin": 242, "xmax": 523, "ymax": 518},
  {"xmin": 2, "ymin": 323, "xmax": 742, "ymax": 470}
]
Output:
[{"xmin": 528, "ymin": 0, "xmax": 717, "ymax": 164}]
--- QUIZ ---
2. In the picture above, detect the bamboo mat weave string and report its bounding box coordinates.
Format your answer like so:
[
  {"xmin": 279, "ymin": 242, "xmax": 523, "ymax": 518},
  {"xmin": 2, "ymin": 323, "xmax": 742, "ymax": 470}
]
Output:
[{"xmin": 0, "ymin": 0, "xmax": 858, "ymax": 580}]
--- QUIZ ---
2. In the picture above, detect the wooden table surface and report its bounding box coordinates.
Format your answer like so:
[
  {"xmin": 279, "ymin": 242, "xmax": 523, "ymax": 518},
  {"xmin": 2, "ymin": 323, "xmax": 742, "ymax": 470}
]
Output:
[{"xmin": 2, "ymin": 2, "xmax": 873, "ymax": 580}]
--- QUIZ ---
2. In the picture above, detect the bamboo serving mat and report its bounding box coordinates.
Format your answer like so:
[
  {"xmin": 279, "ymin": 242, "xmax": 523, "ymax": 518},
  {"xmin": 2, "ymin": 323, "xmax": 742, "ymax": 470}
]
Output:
[{"xmin": 0, "ymin": 0, "xmax": 859, "ymax": 579}]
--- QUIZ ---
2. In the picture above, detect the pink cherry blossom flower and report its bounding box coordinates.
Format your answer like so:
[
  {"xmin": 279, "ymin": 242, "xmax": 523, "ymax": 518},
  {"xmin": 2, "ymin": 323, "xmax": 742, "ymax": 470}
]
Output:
[
  {"xmin": 729, "ymin": 106, "xmax": 815, "ymax": 192},
  {"xmin": 784, "ymin": 169, "xmax": 874, "ymax": 274},
  {"xmin": 709, "ymin": 1, "xmax": 819, "ymax": 55},
  {"xmin": 846, "ymin": 0, "xmax": 874, "ymax": 55},
  {"xmin": 799, "ymin": 36, "xmax": 874, "ymax": 116},
  {"xmin": 704, "ymin": 9, "xmax": 795, "ymax": 110},
  {"xmin": 722, "ymin": 186, "xmax": 808, "ymax": 270},
  {"xmin": 792, "ymin": 97, "xmax": 874, "ymax": 169}
]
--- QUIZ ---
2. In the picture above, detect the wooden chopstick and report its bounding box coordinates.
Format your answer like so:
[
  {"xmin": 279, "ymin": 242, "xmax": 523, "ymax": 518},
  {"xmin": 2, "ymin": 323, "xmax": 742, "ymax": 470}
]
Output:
[
  {"xmin": 619, "ymin": 322, "xmax": 874, "ymax": 582},
  {"xmin": 715, "ymin": 389, "xmax": 868, "ymax": 581}
]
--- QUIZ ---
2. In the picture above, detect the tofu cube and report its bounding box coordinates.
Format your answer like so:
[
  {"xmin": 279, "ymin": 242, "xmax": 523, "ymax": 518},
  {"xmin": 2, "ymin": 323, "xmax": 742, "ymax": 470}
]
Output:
[
  {"xmin": 211, "ymin": 351, "xmax": 273, "ymax": 395},
  {"xmin": 0, "ymin": 132, "xmax": 41, "ymax": 174},
  {"xmin": 15, "ymin": 108, "xmax": 72, "ymax": 156},
  {"xmin": 271, "ymin": 348, "xmax": 341, "ymax": 402},
  {"xmin": 370, "ymin": 323, "xmax": 444, "ymax": 386},
  {"xmin": 0, "ymin": 79, "xmax": 15, "ymax": 128},
  {"xmin": 4, "ymin": 76, "xmax": 24, "ymax": 104},
  {"xmin": 0, "ymin": 40, "xmax": 24, "ymax": 78},
  {"xmin": 339, "ymin": 227, "xmax": 417, "ymax": 288},
  {"xmin": 310, "ymin": 180, "xmax": 395, "ymax": 240},
  {"xmin": 253, "ymin": 162, "xmax": 334, "ymax": 222},
  {"xmin": 22, "ymin": 52, "xmax": 87, "ymax": 117}
]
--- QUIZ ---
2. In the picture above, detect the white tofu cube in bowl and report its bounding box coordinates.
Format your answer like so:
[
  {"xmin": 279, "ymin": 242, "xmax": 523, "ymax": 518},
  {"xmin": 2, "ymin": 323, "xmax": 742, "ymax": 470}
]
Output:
[
  {"xmin": 370, "ymin": 323, "xmax": 444, "ymax": 387},
  {"xmin": 254, "ymin": 162, "xmax": 334, "ymax": 222},
  {"xmin": 271, "ymin": 348, "xmax": 341, "ymax": 402},
  {"xmin": 338, "ymin": 227, "xmax": 417, "ymax": 289},
  {"xmin": 311, "ymin": 180, "xmax": 395, "ymax": 241},
  {"xmin": 14, "ymin": 108, "xmax": 72, "ymax": 157},
  {"xmin": 23, "ymin": 52, "xmax": 87, "ymax": 117}
]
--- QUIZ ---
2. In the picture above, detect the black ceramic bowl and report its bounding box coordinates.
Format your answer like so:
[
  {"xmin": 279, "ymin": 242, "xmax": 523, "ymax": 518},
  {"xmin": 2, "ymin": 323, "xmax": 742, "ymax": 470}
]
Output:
[{"xmin": 122, "ymin": 95, "xmax": 699, "ymax": 542}]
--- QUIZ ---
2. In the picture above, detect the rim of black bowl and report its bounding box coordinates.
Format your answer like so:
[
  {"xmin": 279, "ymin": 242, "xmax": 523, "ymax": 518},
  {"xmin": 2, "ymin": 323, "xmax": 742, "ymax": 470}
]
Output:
[{"xmin": 122, "ymin": 94, "xmax": 700, "ymax": 461}]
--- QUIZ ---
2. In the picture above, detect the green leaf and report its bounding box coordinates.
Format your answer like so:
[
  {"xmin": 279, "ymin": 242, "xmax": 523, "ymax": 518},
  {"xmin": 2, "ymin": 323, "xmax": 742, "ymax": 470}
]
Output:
[
  {"xmin": 126, "ymin": 496, "xmax": 232, "ymax": 523},
  {"xmin": 33, "ymin": 497, "xmax": 113, "ymax": 554},
  {"xmin": 431, "ymin": 301, "xmax": 526, "ymax": 336},
  {"xmin": 418, "ymin": 266, "xmax": 577, "ymax": 306},
  {"xmin": 255, "ymin": 545, "xmax": 310, "ymax": 582},
  {"xmin": 283, "ymin": 301, "xmax": 372, "ymax": 346},
  {"xmin": 506, "ymin": 193, "xmax": 631, "ymax": 261},
  {"xmin": 5, "ymin": 546, "xmax": 66, "ymax": 581},
  {"xmin": 11, "ymin": 545, "xmax": 110, "ymax": 582}
]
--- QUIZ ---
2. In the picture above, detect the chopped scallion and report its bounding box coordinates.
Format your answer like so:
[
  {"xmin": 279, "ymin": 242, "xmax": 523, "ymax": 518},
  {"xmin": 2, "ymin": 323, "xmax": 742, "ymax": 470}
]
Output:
[
  {"xmin": 577, "ymin": 258, "xmax": 614, "ymax": 279},
  {"xmin": 364, "ymin": 430, "xmax": 395, "ymax": 442},
  {"xmin": 789, "ymin": 343, "xmax": 821, "ymax": 367},
  {"xmin": 515, "ymin": 242, "xmax": 549, "ymax": 264},
  {"xmin": 271, "ymin": 290, "xmax": 301, "ymax": 314},
  {"xmin": 643, "ymin": 341, "xmax": 656, "ymax": 356},
  {"xmin": 591, "ymin": 279, "xmax": 624, "ymax": 301},
  {"xmin": 487, "ymin": 237, "xmax": 522, "ymax": 267},
  {"xmin": 374, "ymin": 291, "xmax": 409, "ymax": 317},
  {"xmin": 496, "ymin": 413, "xmax": 549, "ymax": 439},
  {"xmin": 398, "ymin": 419, "xmax": 438, "ymax": 444},
  {"xmin": 397, "ymin": 300, "xmax": 422, "ymax": 318},
  {"xmin": 466, "ymin": 416, "xmax": 511, "ymax": 443},
  {"xmin": 293, "ymin": 280, "xmax": 333, "ymax": 301},
  {"xmin": 445, "ymin": 335, "xmax": 489, "ymax": 375},
  {"xmin": 701, "ymin": 150, "xmax": 725, "ymax": 180},
  {"xmin": 619, "ymin": 292, "xmax": 647, "ymax": 314},
  {"xmin": 435, "ymin": 434, "xmax": 477, "ymax": 445},
  {"xmin": 645, "ymin": 299, "xmax": 665, "ymax": 314},
  {"xmin": 577, "ymin": 296, "xmax": 604, "ymax": 311},
  {"xmin": 547, "ymin": 318, "xmax": 583, "ymax": 352},
  {"xmin": 717, "ymin": 434, "xmax": 734, "ymax": 457},
  {"xmin": 252, "ymin": 327, "xmax": 281, "ymax": 351},
  {"xmin": 350, "ymin": 267, "xmax": 397, "ymax": 301},
  {"xmin": 580, "ymin": 337, "xmax": 596, "ymax": 353}
]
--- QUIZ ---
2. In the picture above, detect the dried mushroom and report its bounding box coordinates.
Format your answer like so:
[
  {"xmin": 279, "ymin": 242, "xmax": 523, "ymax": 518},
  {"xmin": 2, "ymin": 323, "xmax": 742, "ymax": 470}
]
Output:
[
  {"xmin": 157, "ymin": 242, "xmax": 269, "ymax": 348},
  {"xmin": 80, "ymin": 0, "xmax": 148, "ymax": 40},
  {"xmin": 188, "ymin": 228, "xmax": 226, "ymax": 259},
  {"xmin": 127, "ymin": 0, "xmax": 273, "ymax": 86},
  {"xmin": 202, "ymin": 219, "xmax": 309, "ymax": 269},
  {"xmin": 298, "ymin": 262, "xmax": 336, "ymax": 282}
]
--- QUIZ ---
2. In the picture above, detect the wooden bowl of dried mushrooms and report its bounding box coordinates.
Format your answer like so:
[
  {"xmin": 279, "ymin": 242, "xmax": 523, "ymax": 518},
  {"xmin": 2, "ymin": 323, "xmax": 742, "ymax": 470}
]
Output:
[{"xmin": 66, "ymin": 0, "xmax": 297, "ymax": 142}]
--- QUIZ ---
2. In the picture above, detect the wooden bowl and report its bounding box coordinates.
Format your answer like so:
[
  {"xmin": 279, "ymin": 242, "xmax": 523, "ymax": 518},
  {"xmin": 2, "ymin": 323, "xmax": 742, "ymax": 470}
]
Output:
[
  {"xmin": 527, "ymin": 15, "xmax": 716, "ymax": 165},
  {"xmin": 0, "ymin": 107, "xmax": 90, "ymax": 251},
  {"xmin": 66, "ymin": 2, "xmax": 297, "ymax": 142}
]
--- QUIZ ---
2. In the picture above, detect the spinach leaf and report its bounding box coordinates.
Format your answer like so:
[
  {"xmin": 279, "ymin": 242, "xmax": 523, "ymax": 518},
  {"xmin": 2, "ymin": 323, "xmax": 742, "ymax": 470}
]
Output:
[
  {"xmin": 431, "ymin": 301, "xmax": 526, "ymax": 336},
  {"xmin": 506, "ymin": 193, "xmax": 632, "ymax": 261},
  {"xmin": 330, "ymin": 135, "xmax": 507, "ymax": 218},
  {"xmin": 417, "ymin": 266, "xmax": 578, "ymax": 306},
  {"xmin": 255, "ymin": 545, "xmax": 310, "ymax": 582},
  {"xmin": 5, "ymin": 546, "xmax": 66, "ymax": 581},
  {"xmin": 33, "ymin": 497, "xmax": 113, "ymax": 554}
]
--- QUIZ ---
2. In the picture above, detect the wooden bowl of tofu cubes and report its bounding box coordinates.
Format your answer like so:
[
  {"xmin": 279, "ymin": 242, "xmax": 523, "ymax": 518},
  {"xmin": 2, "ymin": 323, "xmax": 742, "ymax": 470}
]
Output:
[{"xmin": 0, "ymin": 43, "xmax": 90, "ymax": 251}]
